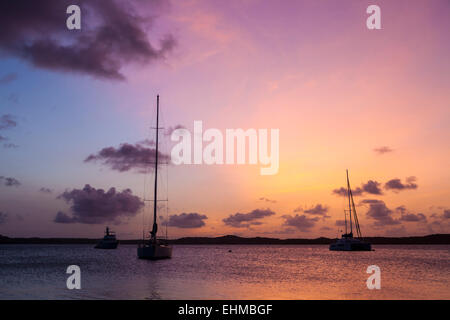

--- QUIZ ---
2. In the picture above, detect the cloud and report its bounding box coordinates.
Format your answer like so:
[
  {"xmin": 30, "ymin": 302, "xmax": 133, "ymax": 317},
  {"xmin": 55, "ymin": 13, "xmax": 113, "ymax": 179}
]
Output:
[
  {"xmin": 334, "ymin": 176, "xmax": 417, "ymax": 197},
  {"xmin": 304, "ymin": 204, "xmax": 328, "ymax": 215},
  {"xmin": 399, "ymin": 212, "xmax": 427, "ymax": 222},
  {"xmin": 374, "ymin": 146, "xmax": 393, "ymax": 154},
  {"xmin": 0, "ymin": 176, "xmax": 21, "ymax": 187},
  {"xmin": 166, "ymin": 125, "xmax": 186, "ymax": 136},
  {"xmin": 384, "ymin": 176, "xmax": 418, "ymax": 191},
  {"xmin": 0, "ymin": 114, "xmax": 17, "ymax": 130},
  {"xmin": 85, "ymin": 142, "xmax": 170, "ymax": 173},
  {"xmin": 54, "ymin": 184, "xmax": 143, "ymax": 224},
  {"xmin": 444, "ymin": 210, "xmax": 450, "ymax": 219},
  {"xmin": 259, "ymin": 197, "xmax": 277, "ymax": 203},
  {"xmin": 223, "ymin": 209, "xmax": 275, "ymax": 228},
  {"xmin": 0, "ymin": 211, "xmax": 8, "ymax": 224},
  {"xmin": 53, "ymin": 211, "xmax": 74, "ymax": 224},
  {"xmin": 137, "ymin": 139, "xmax": 155, "ymax": 147},
  {"xmin": 335, "ymin": 219, "xmax": 346, "ymax": 226},
  {"xmin": 39, "ymin": 187, "xmax": 53, "ymax": 194},
  {"xmin": 281, "ymin": 214, "xmax": 319, "ymax": 232},
  {"xmin": 361, "ymin": 199, "xmax": 400, "ymax": 226},
  {"xmin": 0, "ymin": 0, "xmax": 175, "ymax": 80},
  {"xmin": 332, "ymin": 185, "xmax": 363, "ymax": 197},
  {"xmin": 163, "ymin": 213, "xmax": 207, "ymax": 228},
  {"xmin": 295, "ymin": 204, "xmax": 330, "ymax": 218},
  {"xmin": 362, "ymin": 180, "xmax": 383, "ymax": 195},
  {"xmin": 0, "ymin": 135, "xmax": 7, "ymax": 142},
  {"xmin": 396, "ymin": 205, "xmax": 427, "ymax": 222},
  {"xmin": 432, "ymin": 209, "xmax": 450, "ymax": 221},
  {"xmin": 0, "ymin": 73, "xmax": 17, "ymax": 85}
]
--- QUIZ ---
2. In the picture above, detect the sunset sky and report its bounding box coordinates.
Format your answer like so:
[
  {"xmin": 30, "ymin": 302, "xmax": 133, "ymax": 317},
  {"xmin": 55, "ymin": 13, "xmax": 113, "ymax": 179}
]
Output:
[{"xmin": 0, "ymin": 0, "xmax": 449, "ymax": 239}]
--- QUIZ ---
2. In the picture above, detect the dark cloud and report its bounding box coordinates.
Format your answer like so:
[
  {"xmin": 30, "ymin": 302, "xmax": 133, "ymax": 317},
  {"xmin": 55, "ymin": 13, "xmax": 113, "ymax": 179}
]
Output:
[
  {"xmin": 361, "ymin": 199, "xmax": 400, "ymax": 226},
  {"xmin": 444, "ymin": 210, "xmax": 450, "ymax": 219},
  {"xmin": 39, "ymin": 187, "xmax": 53, "ymax": 194},
  {"xmin": 0, "ymin": 73, "xmax": 18, "ymax": 85},
  {"xmin": 85, "ymin": 142, "xmax": 170, "ymax": 173},
  {"xmin": 362, "ymin": 180, "xmax": 383, "ymax": 195},
  {"xmin": 0, "ymin": 0, "xmax": 175, "ymax": 80},
  {"xmin": 396, "ymin": 205, "xmax": 427, "ymax": 222},
  {"xmin": 163, "ymin": 213, "xmax": 207, "ymax": 228},
  {"xmin": 303, "ymin": 204, "xmax": 328, "ymax": 215},
  {"xmin": 384, "ymin": 177, "xmax": 418, "ymax": 191},
  {"xmin": 223, "ymin": 209, "xmax": 275, "ymax": 228},
  {"xmin": 259, "ymin": 197, "xmax": 277, "ymax": 203},
  {"xmin": 335, "ymin": 219, "xmax": 346, "ymax": 226},
  {"xmin": 282, "ymin": 214, "xmax": 319, "ymax": 232},
  {"xmin": 374, "ymin": 146, "xmax": 393, "ymax": 154},
  {"xmin": 332, "ymin": 186, "xmax": 363, "ymax": 197},
  {"xmin": 399, "ymin": 212, "xmax": 427, "ymax": 222},
  {"xmin": 295, "ymin": 204, "xmax": 330, "ymax": 219},
  {"xmin": 54, "ymin": 184, "xmax": 143, "ymax": 224},
  {"xmin": 0, "ymin": 114, "xmax": 17, "ymax": 130},
  {"xmin": 0, "ymin": 176, "xmax": 21, "ymax": 187},
  {"xmin": 432, "ymin": 209, "xmax": 450, "ymax": 221},
  {"xmin": 0, "ymin": 212, "xmax": 8, "ymax": 224},
  {"xmin": 53, "ymin": 211, "xmax": 74, "ymax": 224},
  {"xmin": 0, "ymin": 135, "xmax": 7, "ymax": 142}
]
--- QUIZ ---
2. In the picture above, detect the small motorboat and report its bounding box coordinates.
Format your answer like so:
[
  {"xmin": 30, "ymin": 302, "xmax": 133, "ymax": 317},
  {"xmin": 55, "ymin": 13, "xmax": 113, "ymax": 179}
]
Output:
[{"xmin": 95, "ymin": 227, "xmax": 118, "ymax": 249}]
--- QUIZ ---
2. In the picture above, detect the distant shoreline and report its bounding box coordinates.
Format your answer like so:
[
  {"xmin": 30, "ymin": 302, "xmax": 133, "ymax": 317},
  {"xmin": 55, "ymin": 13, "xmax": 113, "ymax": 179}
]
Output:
[{"xmin": 1, "ymin": 234, "xmax": 449, "ymax": 245}]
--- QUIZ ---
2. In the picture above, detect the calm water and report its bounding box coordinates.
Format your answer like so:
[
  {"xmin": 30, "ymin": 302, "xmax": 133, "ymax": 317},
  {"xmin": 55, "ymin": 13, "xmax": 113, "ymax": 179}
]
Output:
[{"xmin": 0, "ymin": 244, "xmax": 449, "ymax": 299}]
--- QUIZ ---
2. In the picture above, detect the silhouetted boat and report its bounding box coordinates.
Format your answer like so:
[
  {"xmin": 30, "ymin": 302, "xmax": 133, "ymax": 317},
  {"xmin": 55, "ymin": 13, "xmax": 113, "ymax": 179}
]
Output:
[
  {"xmin": 138, "ymin": 95, "xmax": 172, "ymax": 260},
  {"xmin": 94, "ymin": 227, "xmax": 118, "ymax": 249},
  {"xmin": 330, "ymin": 170, "xmax": 372, "ymax": 251}
]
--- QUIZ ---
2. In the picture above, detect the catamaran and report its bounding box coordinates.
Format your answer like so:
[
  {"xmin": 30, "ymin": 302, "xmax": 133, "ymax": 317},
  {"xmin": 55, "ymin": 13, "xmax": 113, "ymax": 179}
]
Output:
[
  {"xmin": 94, "ymin": 227, "xmax": 118, "ymax": 249},
  {"xmin": 329, "ymin": 170, "xmax": 372, "ymax": 251},
  {"xmin": 137, "ymin": 95, "xmax": 173, "ymax": 260}
]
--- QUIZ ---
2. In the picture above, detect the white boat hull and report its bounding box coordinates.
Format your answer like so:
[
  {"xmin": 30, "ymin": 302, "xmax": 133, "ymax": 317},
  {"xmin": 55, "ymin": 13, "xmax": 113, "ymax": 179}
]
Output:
[{"xmin": 138, "ymin": 244, "xmax": 172, "ymax": 260}]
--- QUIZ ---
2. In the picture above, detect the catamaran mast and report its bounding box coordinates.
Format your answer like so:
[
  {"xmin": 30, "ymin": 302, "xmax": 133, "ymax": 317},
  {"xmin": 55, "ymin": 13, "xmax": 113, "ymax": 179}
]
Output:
[
  {"xmin": 151, "ymin": 95, "xmax": 160, "ymax": 243},
  {"xmin": 347, "ymin": 169, "xmax": 353, "ymax": 235},
  {"xmin": 346, "ymin": 170, "xmax": 363, "ymax": 239}
]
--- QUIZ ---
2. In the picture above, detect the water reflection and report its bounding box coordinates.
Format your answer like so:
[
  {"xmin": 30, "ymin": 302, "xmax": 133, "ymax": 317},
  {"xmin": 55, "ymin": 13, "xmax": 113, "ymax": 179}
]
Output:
[{"xmin": 0, "ymin": 244, "xmax": 449, "ymax": 299}]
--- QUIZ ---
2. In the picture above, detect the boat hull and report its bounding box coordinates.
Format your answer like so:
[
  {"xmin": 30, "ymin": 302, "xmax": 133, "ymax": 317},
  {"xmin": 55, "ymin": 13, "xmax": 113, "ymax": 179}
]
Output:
[
  {"xmin": 138, "ymin": 244, "xmax": 172, "ymax": 260},
  {"xmin": 94, "ymin": 241, "xmax": 118, "ymax": 249},
  {"xmin": 329, "ymin": 238, "xmax": 371, "ymax": 251}
]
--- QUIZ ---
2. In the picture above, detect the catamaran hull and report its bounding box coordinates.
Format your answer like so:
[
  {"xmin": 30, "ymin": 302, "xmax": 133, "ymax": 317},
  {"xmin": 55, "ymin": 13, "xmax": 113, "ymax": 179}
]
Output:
[
  {"xmin": 330, "ymin": 243, "xmax": 372, "ymax": 251},
  {"xmin": 329, "ymin": 237, "xmax": 371, "ymax": 251},
  {"xmin": 138, "ymin": 244, "xmax": 172, "ymax": 260}
]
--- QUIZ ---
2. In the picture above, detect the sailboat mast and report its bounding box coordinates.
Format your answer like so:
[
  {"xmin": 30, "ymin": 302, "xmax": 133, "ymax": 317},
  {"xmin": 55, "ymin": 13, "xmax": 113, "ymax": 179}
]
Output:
[
  {"xmin": 152, "ymin": 95, "xmax": 160, "ymax": 241},
  {"xmin": 346, "ymin": 170, "xmax": 353, "ymax": 235}
]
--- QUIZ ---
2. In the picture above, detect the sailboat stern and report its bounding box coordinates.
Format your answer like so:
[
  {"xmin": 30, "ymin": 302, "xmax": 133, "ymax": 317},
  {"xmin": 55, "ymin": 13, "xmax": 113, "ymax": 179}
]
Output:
[{"xmin": 137, "ymin": 243, "xmax": 172, "ymax": 260}]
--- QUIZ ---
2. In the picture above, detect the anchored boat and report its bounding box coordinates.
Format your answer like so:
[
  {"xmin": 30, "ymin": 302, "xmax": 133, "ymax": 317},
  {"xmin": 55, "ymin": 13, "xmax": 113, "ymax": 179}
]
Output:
[
  {"xmin": 94, "ymin": 227, "xmax": 118, "ymax": 249},
  {"xmin": 137, "ymin": 95, "xmax": 172, "ymax": 260},
  {"xmin": 329, "ymin": 170, "xmax": 372, "ymax": 251}
]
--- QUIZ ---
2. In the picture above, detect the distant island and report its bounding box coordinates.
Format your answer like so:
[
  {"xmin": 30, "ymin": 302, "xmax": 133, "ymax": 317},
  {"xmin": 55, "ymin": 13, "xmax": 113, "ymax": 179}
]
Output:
[{"xmin": 1, "ymin": 234, "xmax": 449, "ymax": 245}]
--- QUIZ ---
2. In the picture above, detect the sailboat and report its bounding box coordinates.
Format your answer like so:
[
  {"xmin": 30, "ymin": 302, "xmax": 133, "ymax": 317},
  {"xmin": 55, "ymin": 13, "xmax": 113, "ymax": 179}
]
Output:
[
  {"xmin": 329, "ymin": 170, "xmax": 372, "ymax": 251},
  {"xmin": 137, "ymin": 95, "xmax": 173, "ymax": 260},
  {"xmin": 94, "ymin": 227, "xmax": 118, "ymax": 249}
]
